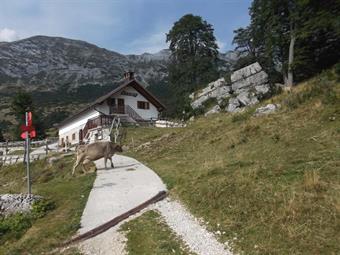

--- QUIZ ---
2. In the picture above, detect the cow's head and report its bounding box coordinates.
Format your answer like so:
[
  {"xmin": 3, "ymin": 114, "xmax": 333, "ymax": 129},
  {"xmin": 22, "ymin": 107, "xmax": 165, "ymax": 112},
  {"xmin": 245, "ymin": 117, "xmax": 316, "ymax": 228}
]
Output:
[{"xmin": 115, "ymin": 144, "xmax": 123, "ymax": 152}]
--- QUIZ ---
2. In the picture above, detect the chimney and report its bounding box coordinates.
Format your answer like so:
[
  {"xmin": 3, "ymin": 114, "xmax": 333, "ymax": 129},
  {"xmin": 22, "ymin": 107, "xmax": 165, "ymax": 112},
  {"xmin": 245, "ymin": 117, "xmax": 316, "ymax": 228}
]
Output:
[{"xmin": 124, "ymin": 71, "xmax": 134, "ymax": 80}]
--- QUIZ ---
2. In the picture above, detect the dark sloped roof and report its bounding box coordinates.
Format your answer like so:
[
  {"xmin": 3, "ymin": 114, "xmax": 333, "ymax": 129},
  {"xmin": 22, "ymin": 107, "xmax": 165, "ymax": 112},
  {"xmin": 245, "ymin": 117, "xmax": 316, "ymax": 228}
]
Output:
[{"xmin": 58, "ymin": 79, "xmax": 166, "ymax": 128}]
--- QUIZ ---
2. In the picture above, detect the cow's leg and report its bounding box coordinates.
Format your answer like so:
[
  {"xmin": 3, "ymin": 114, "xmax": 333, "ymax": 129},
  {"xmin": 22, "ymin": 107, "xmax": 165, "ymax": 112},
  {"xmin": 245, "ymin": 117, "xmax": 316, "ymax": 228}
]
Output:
[
  {"xmin": 104, "ymin": 157, "xmax": 108, "ymax": 169},
  {"xmin": 72, "ymin": 155, "xmax": 84, "ymax": 176},
  {"xmin": 109, "ymin": 156, "xmax": 114, "ymax": 168}
]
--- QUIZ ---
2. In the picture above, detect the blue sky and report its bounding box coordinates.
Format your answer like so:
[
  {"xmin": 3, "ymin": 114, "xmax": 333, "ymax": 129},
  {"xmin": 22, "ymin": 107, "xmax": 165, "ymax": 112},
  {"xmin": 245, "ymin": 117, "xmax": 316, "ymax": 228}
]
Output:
[{"xmin": 0, "ymin": 0, "xmax": 252, "ymax": 54}]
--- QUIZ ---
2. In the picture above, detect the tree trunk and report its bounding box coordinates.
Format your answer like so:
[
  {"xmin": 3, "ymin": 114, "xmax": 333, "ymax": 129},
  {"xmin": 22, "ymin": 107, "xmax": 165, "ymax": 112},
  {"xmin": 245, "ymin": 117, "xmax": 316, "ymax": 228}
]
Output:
[{"xmin": 287, "ymin": 30, "xmax": 296, "ymax": 87}]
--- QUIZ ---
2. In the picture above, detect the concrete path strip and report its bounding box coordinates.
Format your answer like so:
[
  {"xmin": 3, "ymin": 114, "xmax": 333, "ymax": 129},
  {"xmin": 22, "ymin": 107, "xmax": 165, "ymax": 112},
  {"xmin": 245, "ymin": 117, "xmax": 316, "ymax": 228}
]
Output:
[
  {"xmin": 78, "ymin": 154, "xmax": 232, "ymax": 255},
  {"xmin": 78, "ymin": 155, "xmax": 166, "ymax": 254},
  {"xmin": 78, "ymin": 155, "xmax": 167, "ymax": 233}
]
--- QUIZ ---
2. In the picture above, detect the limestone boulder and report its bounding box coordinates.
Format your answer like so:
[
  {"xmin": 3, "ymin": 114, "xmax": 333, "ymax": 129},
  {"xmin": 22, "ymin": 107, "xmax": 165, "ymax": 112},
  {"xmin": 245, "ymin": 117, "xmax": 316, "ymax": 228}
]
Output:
[
  {"xmin": 231, "ymin": 62, "xmax": 262, "ymax": 83},
  {"xmin": 226, "ymin": 98, "xmax": 241, "ymax": 113},
  {"xmin": 255, "ymin": 84, "xmax": 270, "ymax": 96},
  {"xmin": 191, "ymin": 94, "xmax": 210, "ymax": 109},
  {"xmin": 254, "ymin": 104, "xmax": 280, "ymax": 116},
  {"xmin": 205, "ymin": 105, "xmax": 221, "ymax": 116},
  {"xmin": 237, "ymin": 91, "xmax": 259, "ymax": 106},
  {"xmin": 232, "ymin": 70, "xmax": 269, "ymax": 92}
]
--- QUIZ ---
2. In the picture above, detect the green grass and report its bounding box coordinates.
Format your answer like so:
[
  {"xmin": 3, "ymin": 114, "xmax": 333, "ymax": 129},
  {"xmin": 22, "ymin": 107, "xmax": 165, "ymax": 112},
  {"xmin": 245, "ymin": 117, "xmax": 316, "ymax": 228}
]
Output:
[
  {"xmin": 0, "ymin": 154, "xmax": 96, "ymax": 254},
  {"xmin": 120, "ymin": 210, "xmax": 193, "ymax": 255},
  {"xmin": 124, "ymin": 70, "xmax": 340, "ymax": 254}
]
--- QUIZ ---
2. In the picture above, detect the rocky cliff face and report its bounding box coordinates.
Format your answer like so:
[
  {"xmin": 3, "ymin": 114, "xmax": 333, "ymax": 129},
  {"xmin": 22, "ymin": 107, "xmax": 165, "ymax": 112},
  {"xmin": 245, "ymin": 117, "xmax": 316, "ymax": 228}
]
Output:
[
  {"xmin": 0, "ymin": 36, "xmax": 239, "ymax": 93},
  {"xmin": 0, "ymin": 36, "xmax": 169, "ymax": 93}
]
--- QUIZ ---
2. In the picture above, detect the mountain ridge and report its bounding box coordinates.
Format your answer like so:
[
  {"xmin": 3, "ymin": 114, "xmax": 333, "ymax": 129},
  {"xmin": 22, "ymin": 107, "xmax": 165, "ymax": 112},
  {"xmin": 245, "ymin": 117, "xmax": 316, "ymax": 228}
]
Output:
[
  {"xmin": 0, "ymin": 35, "xmax": 240, "ymax": 131},
  {"xmin": 0, "ymin": 35, "xmax": 239, "ymax": 92}
]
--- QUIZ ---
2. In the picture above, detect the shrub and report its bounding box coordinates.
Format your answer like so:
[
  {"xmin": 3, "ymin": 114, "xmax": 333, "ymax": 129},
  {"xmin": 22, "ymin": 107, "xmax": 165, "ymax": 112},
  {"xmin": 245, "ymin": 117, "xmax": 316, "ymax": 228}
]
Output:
[
  {"xmin": 333, "ymin": 62, "xmax": 340, "ymax": 79},
  {"xmin": 31, "ymin": 199, "xmax": 56, "ymax": 219},
  {"xmin": 0, "ymin": 198, "xmax": 55, "ymax": 244},
  {"xmin": 0, "ymin": 213, "xmax": 32, "ymax": 243},
  {"xmin": 202, "ymin": 98, "xmax": 218, "ymax": 110}
]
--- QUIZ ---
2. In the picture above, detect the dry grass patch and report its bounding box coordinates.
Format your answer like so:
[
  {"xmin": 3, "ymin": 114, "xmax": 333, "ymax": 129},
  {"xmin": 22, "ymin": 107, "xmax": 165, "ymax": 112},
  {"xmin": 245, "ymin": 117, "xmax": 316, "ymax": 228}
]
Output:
[{"xmin": 124, "ymin": 70, "xmax": 340, "ymax": 254}]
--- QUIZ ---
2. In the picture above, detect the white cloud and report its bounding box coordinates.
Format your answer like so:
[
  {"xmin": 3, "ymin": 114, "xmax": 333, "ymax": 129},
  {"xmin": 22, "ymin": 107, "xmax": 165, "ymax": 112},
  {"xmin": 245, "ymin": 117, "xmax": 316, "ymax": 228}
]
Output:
[
  {"xmin": 0, "ymin": 28, "xmax": 19, "ymax": 42},
  {"xmin": 127, "ymin": 30, "xmax": 169, "ymax": 54},
  {"xmin": 217, "ymin": 40, "xmax": 226, "ymax": 52}
]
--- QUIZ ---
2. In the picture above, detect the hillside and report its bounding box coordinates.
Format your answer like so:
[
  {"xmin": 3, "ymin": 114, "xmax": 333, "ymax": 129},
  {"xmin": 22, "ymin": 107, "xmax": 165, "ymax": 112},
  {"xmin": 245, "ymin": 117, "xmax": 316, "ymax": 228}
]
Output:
[
  {"xmin": 0, "ymin": 36, "xmax": 169, "ymax": 126},
  {"xmin": 0, "ymin": 36, "xmax": 239, "ymax": 132},
  {"xmin": 124, "ymin": 69, "xmax": 340, "ymax": 254},
  {"xmin": 0, "ymin": 156, "xmax": 96, "ymax": 254}
]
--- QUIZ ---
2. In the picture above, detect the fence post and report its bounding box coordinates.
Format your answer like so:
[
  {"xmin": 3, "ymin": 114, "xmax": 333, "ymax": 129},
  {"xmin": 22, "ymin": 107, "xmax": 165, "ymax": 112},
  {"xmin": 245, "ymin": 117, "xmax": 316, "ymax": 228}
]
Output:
[
  {"xmin": 45, "ymin": 139, "xmax": 48, "ymax": 155},
  {"xmin": 5, "ymin": 140, "xmax": 9, "ymax": 155}
]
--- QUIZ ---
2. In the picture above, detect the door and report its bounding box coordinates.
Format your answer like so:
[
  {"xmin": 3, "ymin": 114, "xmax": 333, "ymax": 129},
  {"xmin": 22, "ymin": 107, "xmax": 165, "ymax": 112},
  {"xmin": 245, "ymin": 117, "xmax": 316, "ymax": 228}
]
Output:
[
  {"xmin": 117, "ymin": 98, "xmax": 125, "ymax": 114},
  {"xmin": 79, "ymin": 129, "xmax": 83, "ymax": 142},
  {"xmin": 109, "ymin": 98, "xmax": 116, "ymax": 114}
]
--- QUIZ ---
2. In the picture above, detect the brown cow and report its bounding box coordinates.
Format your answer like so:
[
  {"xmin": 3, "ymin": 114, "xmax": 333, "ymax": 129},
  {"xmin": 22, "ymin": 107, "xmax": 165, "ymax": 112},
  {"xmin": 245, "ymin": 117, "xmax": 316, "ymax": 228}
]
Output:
[{"xmin": 72, "ymin": 141, "xmax": 123, "ymax": 176}]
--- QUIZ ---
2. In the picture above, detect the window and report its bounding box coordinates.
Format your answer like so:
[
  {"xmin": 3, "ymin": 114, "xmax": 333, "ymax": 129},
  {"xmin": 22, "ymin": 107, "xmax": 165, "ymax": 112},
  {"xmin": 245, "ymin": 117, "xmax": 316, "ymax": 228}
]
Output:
[
  {"xmin": 137, "ymin": 101, "xmax": 150, "ymax": 109},
  {"xmin": 72, "ymin": 133, "xmax": 76, "ymax": 140}
]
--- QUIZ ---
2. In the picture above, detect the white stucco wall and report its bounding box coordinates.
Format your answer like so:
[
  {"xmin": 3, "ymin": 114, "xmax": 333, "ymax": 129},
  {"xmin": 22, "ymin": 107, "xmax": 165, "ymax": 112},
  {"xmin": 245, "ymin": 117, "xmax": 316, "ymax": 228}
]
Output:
[
  {"xmin": 58, "ymin": 109, "xmax": 99, "ymax": 145},
  {"xmin": 58, "ymin": 84, "xmax": 162, "ymax": 145},
  {"xmin": 115, "ymin": 86, "xmax": 159, "ymax": 120}
]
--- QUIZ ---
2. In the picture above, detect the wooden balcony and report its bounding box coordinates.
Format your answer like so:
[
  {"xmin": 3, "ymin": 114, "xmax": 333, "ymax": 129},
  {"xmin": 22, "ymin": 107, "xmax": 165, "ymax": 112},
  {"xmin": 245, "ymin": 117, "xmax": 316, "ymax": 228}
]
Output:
[
  {"xmin": 110, "ymin": 106, "xmax": 125, "ymax": 114},
  {"xmin": 82, "ymin": 115, "xmax": 115, "ymax": 140}
]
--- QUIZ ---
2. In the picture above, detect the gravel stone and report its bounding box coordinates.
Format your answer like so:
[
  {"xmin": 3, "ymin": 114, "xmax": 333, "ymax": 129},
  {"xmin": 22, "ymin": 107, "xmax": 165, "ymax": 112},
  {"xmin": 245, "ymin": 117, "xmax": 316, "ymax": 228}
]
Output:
[
  {"xmin": 0, "ymin": 193, "xmax": 42, "ymax": 216},
  {"xmin": 153, "ymin": 199, "xmax": 232, "ymax": 255}
]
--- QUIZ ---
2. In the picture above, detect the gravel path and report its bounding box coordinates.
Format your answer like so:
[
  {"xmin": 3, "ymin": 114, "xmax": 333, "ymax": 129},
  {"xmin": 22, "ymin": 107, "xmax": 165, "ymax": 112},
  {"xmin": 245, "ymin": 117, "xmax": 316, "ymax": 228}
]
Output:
[
  {"xmin": 79, "ymin": 225, "xmax": 127, "ymax": 255},
  {"xmin": 153, "ymin": 199, "xmax": 232, "ymax": 255}
]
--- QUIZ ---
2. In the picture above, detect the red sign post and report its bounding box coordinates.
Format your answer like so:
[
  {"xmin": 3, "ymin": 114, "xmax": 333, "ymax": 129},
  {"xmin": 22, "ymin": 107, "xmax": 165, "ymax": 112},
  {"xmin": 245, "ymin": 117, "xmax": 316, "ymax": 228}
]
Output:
[{"xmin": 21, "ymin": 112, "xmax": 35, "ymax": 195}]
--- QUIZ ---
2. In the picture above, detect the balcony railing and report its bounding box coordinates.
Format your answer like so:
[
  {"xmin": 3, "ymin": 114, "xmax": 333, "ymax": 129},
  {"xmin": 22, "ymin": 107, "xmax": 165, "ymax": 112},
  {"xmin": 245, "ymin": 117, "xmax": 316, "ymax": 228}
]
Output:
[
  {"xmin": 110, "ymin": 105, "xmax": 125, "ymax": 114},
  {"xmin": 82, "ymin": 115, "xmax": 115, "ymax": 140},
  {"xmin": 82, "ymin": 106, "xmax": 146, "ymax": 140},
  {"xmin": 109, "ymin": 105, "xmax": 144, "ymax": 121}
]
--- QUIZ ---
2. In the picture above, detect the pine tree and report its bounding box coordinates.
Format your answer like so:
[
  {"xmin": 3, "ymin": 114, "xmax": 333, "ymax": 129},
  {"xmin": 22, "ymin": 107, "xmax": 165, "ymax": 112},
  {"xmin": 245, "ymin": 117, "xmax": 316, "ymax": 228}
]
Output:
[
  {"xmin": 11, "ymin": 91, "xmax": 45, "ymax": 139},
  {"xmin": 166, "ymin": 14, "xmax": 219, "ymax": 115}
]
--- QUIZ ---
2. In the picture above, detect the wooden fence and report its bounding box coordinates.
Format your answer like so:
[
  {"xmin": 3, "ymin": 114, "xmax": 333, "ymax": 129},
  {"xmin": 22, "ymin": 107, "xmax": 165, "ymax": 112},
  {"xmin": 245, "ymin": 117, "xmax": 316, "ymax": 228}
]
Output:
[{"xmin": 0, "ymin": 153, "xmax": 47, "ymax": 166}]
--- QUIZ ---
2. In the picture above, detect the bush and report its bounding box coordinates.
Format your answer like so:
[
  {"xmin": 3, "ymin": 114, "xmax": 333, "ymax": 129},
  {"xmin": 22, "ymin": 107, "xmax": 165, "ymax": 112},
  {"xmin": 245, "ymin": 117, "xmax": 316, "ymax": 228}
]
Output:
[
  {"xmin": 0, "ymin": 213, "xmax": 32, "ymax": 243},
  {"xmin": 0, "ymin": 198, "xmax": 55, "ymax": 244},
  {"xmin": 31, "ymin": 199, "xmax": 56, "ymax": 219},
  {"xmin": 334, "ymin": 62, "xmax": 340, "ymax": 79}
]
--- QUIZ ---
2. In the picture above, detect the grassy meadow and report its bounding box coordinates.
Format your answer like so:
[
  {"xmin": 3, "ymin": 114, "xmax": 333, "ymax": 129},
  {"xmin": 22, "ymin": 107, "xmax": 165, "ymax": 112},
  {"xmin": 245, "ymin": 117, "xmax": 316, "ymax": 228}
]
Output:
[
  {"xmin": 124, "ymin": 70, "xmax": 340, "ymax": 254},
  {"xmin": 0, "ymin": 154, "xmax": 95, "ymax": 255}
]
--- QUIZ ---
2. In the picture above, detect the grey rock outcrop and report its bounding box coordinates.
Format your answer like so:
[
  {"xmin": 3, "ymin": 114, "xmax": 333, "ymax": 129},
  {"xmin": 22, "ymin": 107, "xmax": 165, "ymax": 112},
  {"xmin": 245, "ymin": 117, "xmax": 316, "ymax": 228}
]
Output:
[
  {"xmin": 204, "ymin": 105, "xmax": 221, "ymax": 116},
  {"xmin": 226, "ymin": 98, "xmax": 241, "ymax": 112},
  {"xmin": 237, "ymin": 91, "xmax": 259, "ymax": 106},
  {"xmin": 190, "ymin": 62, "xmax": 271, "ymax": 114},
  {"xmin": 0, "ymin": 194, "xmax": 42, "ymax": 216},
  {"xmin": 190, "ymin": 78, "xmax": 231, "ymax": 109}
]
